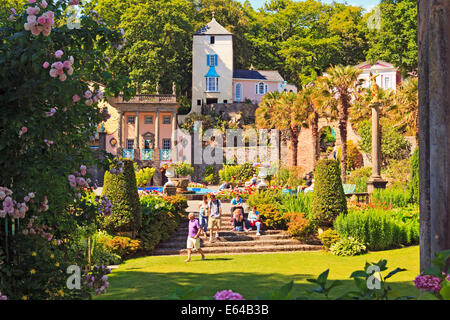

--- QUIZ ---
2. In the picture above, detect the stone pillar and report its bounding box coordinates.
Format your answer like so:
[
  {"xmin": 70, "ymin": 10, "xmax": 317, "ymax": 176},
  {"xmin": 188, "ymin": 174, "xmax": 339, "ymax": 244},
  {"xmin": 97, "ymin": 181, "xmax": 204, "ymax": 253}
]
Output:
[
  {"xmin": 135, "ymin": 111, "xmax": 140, "ymax": 160},
  {"xmin": 418, "ymin": 0, "xmax": 450, "ymax": 271},
  {"xmin": 171, "ymin": 111, "xmax": 177, "ymax": 161},
  {"xmin": 155, "ymin": 110, "xmax": 160, "ymax": 149},
  {"xmin": 118, "ymin": 111, "xmax": 123, "ymax": 149},
  {"xmin": 367, "ymin": 105, "xmax": 387, "ymax": 193}
]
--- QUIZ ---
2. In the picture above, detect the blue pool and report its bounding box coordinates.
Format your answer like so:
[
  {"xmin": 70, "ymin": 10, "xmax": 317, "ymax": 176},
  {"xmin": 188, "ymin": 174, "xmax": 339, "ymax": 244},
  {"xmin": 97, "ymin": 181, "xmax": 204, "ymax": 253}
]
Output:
[{"xmin": 138, "ymin": 187, "xmax": 216, "ymax": 195}]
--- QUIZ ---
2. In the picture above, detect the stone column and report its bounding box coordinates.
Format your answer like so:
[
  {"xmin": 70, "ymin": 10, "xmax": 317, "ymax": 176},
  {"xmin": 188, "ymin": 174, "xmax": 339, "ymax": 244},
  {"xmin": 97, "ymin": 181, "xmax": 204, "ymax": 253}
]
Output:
[
  {"xmin": 155, "ymin": 110, "xmax": 160, "ymax": 149},
  {"xmin": 118, "ymin": 111, "xmax": 123, "ymax": 149},
  {"xmin": 135, "ymin": 111, "xmax": 140, "ymax": 160},
  {"xmin": 171, "ymin": 112, "xmax": 177, "ymax": 161},
  {"xmin": 367, "ymin": 105, "xmax": 387, "ymax": 193},
  {"xmin": 418, "ymin": 0, "xmax": 450, "ymax": 271}
]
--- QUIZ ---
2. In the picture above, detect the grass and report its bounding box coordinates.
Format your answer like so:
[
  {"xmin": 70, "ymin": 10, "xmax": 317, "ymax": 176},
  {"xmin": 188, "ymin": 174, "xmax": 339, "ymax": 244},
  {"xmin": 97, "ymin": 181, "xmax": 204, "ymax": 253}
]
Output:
[{"xmin": 95, "ymin": 246, "xmax": 420, "ymax": 300}]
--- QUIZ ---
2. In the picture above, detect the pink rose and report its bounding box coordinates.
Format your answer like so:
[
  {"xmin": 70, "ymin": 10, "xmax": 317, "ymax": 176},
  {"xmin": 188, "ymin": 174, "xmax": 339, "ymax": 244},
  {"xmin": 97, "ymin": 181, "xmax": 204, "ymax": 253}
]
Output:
[
  {"xmin": 85, "ymin": 99, "xmax": 93, "ymax": 106},
  {"xmin": 40, "ymin": 0, "xmax": 47, "ymax": 8},
  {"xmin": 43, "ymin": 61, "xmax": 49, "ymax": 68},
  {"xmin": 66, "ymin": 67, "xmax": 73, "ymax": 76},
  {"xmin": 63, "ymin": 60, "xmax": 71, "ymax": 69},
  {"xmin": 49, "ymin": 68, "xmax": 58, "ymax": 78},
  {"xmin": 72, "ymin": 94, "xmax": 80, "ymax": 102},
  {"xmin": 46, "ymin": 11, "xmax": 54, "ymax": 19},
  {"xmin": 42, "ymin": 26, "xmax": 51, "ymax": 36},
  {"xmin": 54, "ymin": 50, "xmax": 63, "ymax": 59},
  {"xmin": 84, "ymin": 90, "xmax": 92, "ymax": 99},
  {"xmin": 27, "ymin": 15, "xmax": 36, "ymax": 23},
  {"xmin": 57, "ymin": 68, "xmax": 64, "ymax": 75},
  {"xmin": 59, "ymin": 73, "xmax": 67, "ymax": 81},
  {"xmin": 37, "ymin": 15, "xmax": 46, "ymax": 25},
  {"xmin": 29, "ymin": 0, "xmax": 36, "ymax": 3},
  {"xmin": 19, "ymin": 126, "xmax": 28, "ymax": 136},
  {"xmin": 30, "ymin": 26, "xmax": 40, "ymax": 35}
]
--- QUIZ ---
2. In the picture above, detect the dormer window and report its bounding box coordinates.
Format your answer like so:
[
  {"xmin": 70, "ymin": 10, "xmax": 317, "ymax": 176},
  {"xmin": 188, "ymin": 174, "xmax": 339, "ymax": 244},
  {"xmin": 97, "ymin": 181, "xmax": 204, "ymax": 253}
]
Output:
[{"xmin": 210, "ymin": 36, "xmax": 215, "ymax": 44}]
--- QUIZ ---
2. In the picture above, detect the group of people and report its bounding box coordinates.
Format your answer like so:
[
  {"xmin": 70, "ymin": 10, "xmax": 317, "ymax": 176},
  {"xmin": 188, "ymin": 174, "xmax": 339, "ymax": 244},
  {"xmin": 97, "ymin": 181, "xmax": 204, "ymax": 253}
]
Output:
[{"xmin": 185, "ymin": 193, "xmax": 263, "ymax": 262}]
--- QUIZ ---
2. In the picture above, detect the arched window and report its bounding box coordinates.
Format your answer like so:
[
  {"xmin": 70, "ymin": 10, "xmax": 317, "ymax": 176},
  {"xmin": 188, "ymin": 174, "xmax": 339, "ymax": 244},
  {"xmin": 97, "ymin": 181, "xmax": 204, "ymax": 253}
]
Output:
[
  {"xmin": 235, "ymin": 83, "xmax": 242, "ymax": 101},
  {"xmin": 258, "ymin": 82, "xmax": 265, "ymax": 94}
]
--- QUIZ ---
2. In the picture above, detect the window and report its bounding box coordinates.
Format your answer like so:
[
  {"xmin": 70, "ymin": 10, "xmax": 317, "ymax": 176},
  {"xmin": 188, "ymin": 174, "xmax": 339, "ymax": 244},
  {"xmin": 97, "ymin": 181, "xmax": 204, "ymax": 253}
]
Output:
[
  {"xmin": 210, "ymin": 36, "xmax": 215, "ymax": 44},
  {"xmin": 206, "ymin": 77, "xmax": 219, "ymax": 92},
  {"xmin": 256, "ymin": 82, "xmax": 267, "ymax": 95},
  {"xmin": 197, "ymin": 99, "xmax": 201, "ymax": 106},
  {"xmin": 384, "ymin": 77, "xmax": 391, "ymax": 89},
  {"xmin": 127, "ymin": 116, "xmax": 135, "ymax": 124},
  {"xmin": 144, "ymin": 139, "xmax": 152, "ymax": 149},
  {"xmin": 126, "ymin": 139, "xmax": 134, "ymax": 149},
  {"xmin": 144, "ymin": 116, "xmax": 153, "ymax": 124},
  {"xmin": 206, "ymin": 54, "xmax": 218, "ymax": 66},
  {"xmin": 162, "ymin": 139, "xmax": 171, "ymax": 150},
  {"xmin": 223, "ymin": 100, "xmax": 227, "ymax": 104},
  {"xmin": 163, "ymin": 116, "xmax": 171, "ymax": 124},
  {"xmin": 235, "ymin": 83, "xmax": 242, "ymax": 101}
]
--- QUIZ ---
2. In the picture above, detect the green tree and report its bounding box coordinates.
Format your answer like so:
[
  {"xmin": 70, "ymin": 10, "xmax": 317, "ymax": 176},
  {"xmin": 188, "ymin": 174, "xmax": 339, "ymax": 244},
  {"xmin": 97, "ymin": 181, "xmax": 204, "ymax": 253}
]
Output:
[{"xmin": 366, "ymin": 0, "xmax": 418, "ymax": 75}]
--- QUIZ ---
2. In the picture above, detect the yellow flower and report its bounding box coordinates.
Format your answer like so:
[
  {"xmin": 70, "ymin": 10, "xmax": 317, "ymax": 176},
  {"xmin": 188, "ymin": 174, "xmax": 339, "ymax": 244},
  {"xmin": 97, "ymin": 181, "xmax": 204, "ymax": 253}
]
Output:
[
  {"xmin": 50, "ymin": 254, "xmax": 55, "ymax": 259},
  {"xmin": 55, "ymin": 262, "xmax": 60, "ymax": 267},
  {"xmin": 31, "ymin": 251, "xmax": 37, "ymax": 257},
  {"xmin": 58, "ymin": 289, "xmax": 65, "ymax": 297},
  {"xmin": 22, "ymin": 296, "xmax": 28, "ymax": 300},
  {"xmin": 30, "ymin": 269, "xmax": 36, "ymax": 275}
]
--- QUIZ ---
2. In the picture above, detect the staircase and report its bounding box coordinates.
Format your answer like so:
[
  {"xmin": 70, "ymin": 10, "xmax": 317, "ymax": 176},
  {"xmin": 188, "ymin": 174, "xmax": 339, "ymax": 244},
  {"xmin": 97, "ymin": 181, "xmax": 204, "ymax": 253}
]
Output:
[{"xmin": 151, "ymin": 202, "xmax": 322, "ymax": 256}]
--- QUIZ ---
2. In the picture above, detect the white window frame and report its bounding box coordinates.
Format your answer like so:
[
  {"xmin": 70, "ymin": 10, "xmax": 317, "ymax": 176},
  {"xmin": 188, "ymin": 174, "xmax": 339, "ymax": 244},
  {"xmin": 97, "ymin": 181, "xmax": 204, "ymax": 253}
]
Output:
[
  {"xmin": 206, "ymin": 77, "xmax": 219, "ymax": 92},
  {"xmin": 126, "ymin": 139, "xmax": 134, "ymax": 149},
  {"xmin": 235, "ymin": 83, "xmax": 242, "ymax": 101},
  {"xmin": 384, "ymin": 76, "xmax": 391, "ymax": 89},
  {"xmin": 162, "ymin": 138, "xmax": 171, "ymax": 150},
  {"xmin": 257, "ymin": 82, "xmax": 267, "ymax": 95},
  {"xmin": 144, "ymin": 116, "xmax": 153, "ymax": 124}
]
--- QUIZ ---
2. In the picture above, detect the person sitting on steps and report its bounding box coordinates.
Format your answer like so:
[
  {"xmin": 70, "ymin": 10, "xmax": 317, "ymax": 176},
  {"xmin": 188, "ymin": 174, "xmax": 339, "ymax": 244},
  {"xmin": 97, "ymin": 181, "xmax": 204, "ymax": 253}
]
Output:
[
  {"xmin": 230, "ymin": 194, "xmax": 244, "ymax": 221},
  {"xmin": 232, "ymin": 208, "xmax": 250, "ymax": 232},
  {"xmin": 247, "ymin": 205, "xmax": 263, "ymax": 236}
]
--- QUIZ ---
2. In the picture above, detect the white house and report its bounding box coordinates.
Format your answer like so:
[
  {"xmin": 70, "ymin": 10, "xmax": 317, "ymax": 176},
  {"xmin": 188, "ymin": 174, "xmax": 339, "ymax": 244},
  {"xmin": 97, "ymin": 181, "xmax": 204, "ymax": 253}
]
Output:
[{"xmin": 356, "ymin": 61, "xmax": 402, "ymax": 91}]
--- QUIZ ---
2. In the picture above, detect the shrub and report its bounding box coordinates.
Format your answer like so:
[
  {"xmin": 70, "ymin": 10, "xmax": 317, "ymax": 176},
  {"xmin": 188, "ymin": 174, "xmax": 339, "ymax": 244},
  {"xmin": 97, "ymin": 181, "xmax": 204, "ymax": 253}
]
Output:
[
  {"xmin": 371, "ymin": 187, "xmax": 410, "ymax": 208},
  {"xmin": 346, "ymin": 167, "xmax": 372, "ymax": 193},
  {"xmin": 98, "ymin": 236, "xmax": 141, "ymax": 257},
  {"xmin": 330, "ymin": 237, "xmax": 367, "ymax": 256},
  {"xmin": 202, "ymin": 165, "xmax": 219, "ymax": 185},
  {"xmin": 175, "ymin": 161, "xmax": 194, "ymax": 177},
  {"xmin": 135, "ymin": 167, "xmax": 155, "ymax": 187},
  {"xmin": 408, "ymin": 148, "xmax": 419, "ymax": 204},
  {"xmin": 337, "ymin": 140, "xmax": 363, "ymax": 171},
  {"xmin": 318, "ymin": 229, "xmax": 341, "ymax": 250},
  {"xmin": 162, "ymin": 195, "xmax": 188, "ymax": 220},
  {"xmin": 101, "ymin": 159, "xmax": 142, "ymax": 234},
  {"xmin": 247, "ymin": 189, "xmax": 282, "ymax": 208},
  {"xmin": 219, "ymin": 163, "xmax": 255, "ymax": 185},
  {"xmin": 279, "ymin": 193, "xmax": 312, "ymax": 218},
  {"xmin": 258, "ymin": 204, "xmax": 285, "ymax": 229},
  {"xmin": 310, "ymin": 160, "xmax": 347, "ymax": 228},
  {"xmin": 273, "ymin": 166, "xmax": 305, "ymax": 187},
  {"xmin": 283, "ymin": 212, "xmax": 310, "ymax": 239}
]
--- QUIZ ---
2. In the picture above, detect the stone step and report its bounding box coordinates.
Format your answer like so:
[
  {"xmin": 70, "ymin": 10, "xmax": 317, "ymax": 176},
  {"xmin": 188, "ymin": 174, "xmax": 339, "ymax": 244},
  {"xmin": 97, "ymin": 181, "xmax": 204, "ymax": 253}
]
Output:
[
  {"xmin": 151, "ymin": 244, "xmax": 322, "ymax": 256},
  {"xmin": 158, "ymin": 238, "xmax": 304, "ymax": 248},
  {"xmin": 165, "ymin": 232, "xmax": 292, "ymax": 243}
]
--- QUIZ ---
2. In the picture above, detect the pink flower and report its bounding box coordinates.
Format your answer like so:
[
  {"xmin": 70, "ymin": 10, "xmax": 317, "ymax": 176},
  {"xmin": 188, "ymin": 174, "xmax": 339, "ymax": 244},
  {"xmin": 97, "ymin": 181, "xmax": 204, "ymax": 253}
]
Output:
[
  {"xmin": 11, "ymin": 8, "xmax": 16, "ymax": 14},
  {"xmin": 45, "ymin": 108, "xmax": 56, "ymax": 117},
  {"xmin": 29, "ymin": 0, "xmax": 36, "ymax": 3},
  {"xmin": 37, "ymin": 15, "xmax": 47, "ymax": 25},
  {"xmin": 49, "ymin": 68, "xmax": 58, "ymax": 78},
  {"xmin": 59, "ymin": 73, "xmax": 67, "ymax": 82},
  {"xmin": 19, "ymin": 126, "xmax": 28, "ymax": 136},
  {"xmin": 84, "ymin": 90, "xmax": 92, "ymax": 99},
  {"xmin": 54, "ymin": 50, "xmax": 64, "ymax": 59},
  {"xmin": 214, "ymin": 290, "xmax": 245, "ymax": 300},
  {"xmin": 414, "ymin": 274, "xmax": 442, "ymax": 293},
  {"xmin": 3, "ymin": 197, "xmax": 14, "ymax": 214},
  {"xmin": 85, "ymin": 99, "xmax": 93, "ymax": 106},
  {"xmin": 69, "ymin": 0, "xmax": 80, "ymax": 5},
  {"xmin": 40, "ymin": 0, "xmax": 47, "ymax": 8},
  {"xmin": 63, "ymin": 60, "xmax": 71, "ymax": 69},
  {"xmin": 46, "ymin": 11, "xmax": 54, "ymax": 19},
  {"xmin": 66, "ymin": 67, "xmax": 73, "ymax": 76},
  {"xmin": 72, "ymin": 94, "xmax": 80, "ymax": 102},
  {"xmin": 43, "ymin": 61, "xmax": 49, "ymax": 68},
  {"xmin": 53, "ymin": 61, "xmax": 63, "ymax": 70},
  {"xmin": 27, "ymin": 15, "xmax": 37, "ymax": 23},
  {"xmin": 30, "ymin": 25, "xmax": 40, "ymax": 36},
  {"xmin": 42, "ymin": 26, "xmax": 51, "ymax": 36}
]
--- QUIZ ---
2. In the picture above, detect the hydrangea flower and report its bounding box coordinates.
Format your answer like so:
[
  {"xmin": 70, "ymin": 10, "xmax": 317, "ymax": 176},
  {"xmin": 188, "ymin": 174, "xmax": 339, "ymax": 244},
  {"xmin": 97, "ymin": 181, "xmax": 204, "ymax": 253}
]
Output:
[
  {"xmin": 214, "ymin": 290, "xmax": 245, "ymax": 300},
  {"xmin": 414, "ymin": 274, "xmax": 442, "ymax": 293}
]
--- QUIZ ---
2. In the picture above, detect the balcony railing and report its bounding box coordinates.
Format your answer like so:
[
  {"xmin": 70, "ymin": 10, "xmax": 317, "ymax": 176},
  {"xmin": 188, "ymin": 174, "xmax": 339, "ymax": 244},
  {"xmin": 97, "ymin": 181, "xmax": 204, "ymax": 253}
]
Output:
[
  {"xmin": 141, "ymin": 149, "xmax": 153, "ymax": 161},
  {"xmin": 160, "ymin": 149, "xmax": 171, "ymax": 161},
  {"xmin": 110, "ymin": 94, "xmax": 177, "ymax": 104},
  {"xmin": 122, "ymin": 149, "xmax": 134, "ymax": 160}
]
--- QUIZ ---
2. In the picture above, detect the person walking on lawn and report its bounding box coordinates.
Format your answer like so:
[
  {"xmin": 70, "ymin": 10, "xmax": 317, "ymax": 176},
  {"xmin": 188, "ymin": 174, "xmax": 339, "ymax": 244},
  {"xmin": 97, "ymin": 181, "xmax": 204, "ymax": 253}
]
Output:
[
  {"xmin": 185, "ymin": 212, "xmax": 205, "ymax": 262},
  {"xmin": 208, "ymin": 194, "xmax": 222, "ymax": 242}
]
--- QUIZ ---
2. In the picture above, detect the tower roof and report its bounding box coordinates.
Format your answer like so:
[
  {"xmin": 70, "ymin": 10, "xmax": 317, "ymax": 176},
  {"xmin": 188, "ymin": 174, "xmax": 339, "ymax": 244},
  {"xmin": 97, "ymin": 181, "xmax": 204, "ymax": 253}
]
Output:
[{"xmin": 194, "ymin": 18, "xmax": 232, "ymax": 35}]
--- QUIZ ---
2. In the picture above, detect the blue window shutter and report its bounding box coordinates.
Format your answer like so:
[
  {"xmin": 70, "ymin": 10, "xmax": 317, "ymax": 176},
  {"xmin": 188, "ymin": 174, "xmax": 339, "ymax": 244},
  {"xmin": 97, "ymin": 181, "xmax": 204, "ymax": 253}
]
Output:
[
  {"xmin": 206, "ymin": 55, "xmax": 210, "ymax": 66},
  {"xmin": 214, "ymin": 54, "xmax": 218, "ymax": 66}
]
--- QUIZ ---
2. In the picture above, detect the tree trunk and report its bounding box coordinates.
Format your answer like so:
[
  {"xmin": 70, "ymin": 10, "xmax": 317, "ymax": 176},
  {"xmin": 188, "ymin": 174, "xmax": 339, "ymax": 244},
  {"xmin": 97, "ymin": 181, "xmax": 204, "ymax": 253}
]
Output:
[
  {"xmin": 289, "ymin": 126, "xmax": 299, "ymax": 167},
  {"xmin": 311, "ymin": 113, "xmax": 320, "ymax": 169},
  {"xmin": 338, "ymin": 103, "xmax": 348, "ymax": 183},
  {"xmin": 418, "ymin": 0, "xmax": 450, "ymax": 272}
]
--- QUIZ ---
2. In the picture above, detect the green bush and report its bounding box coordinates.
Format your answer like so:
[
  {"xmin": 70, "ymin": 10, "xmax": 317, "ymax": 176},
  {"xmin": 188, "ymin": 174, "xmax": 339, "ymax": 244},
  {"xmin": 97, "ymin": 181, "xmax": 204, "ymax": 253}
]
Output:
[
  {"xmin": 382, "ymin": 159, "xmax": 411, "ymax": 189},
  {"xmin": 273, "ymin": 166, "xmax": 305, "ymax": 187},
  {"xmin": 371, "ymin": 187, "xmax": 410, "ymax": 208},
  {"xmin": 247, "ymin": 189, "xmax": 282, "ymax": 208},
  {"xmin": 283, "ymin": 212, "xmax": 311, "ymax": 239},
  {"xmin": 346, "ymin": 167, "xmax": 372, "ymax": 193},
  {"xmin": 279, "ymin": 193, "xmax": 312, "ymax": 218},
  {"xmin": 219, "ymin": 163, "xmax": 255, "ymax": 185},
  {"xmin": 408, "ymin": 148, "xmax": 419, "ymax": 204},
  {"xmin": 175, "ymin": 161, "xmax": 194, "ymax": 177},
  {"xmin": 310, "ymin": 160, "xmax": 347, "ymax": 228},
  {"xmin": 258, "ymin": 204, "xmax": 286, "ymax": 229},
  {"xmin": 202, "ymin": 165, "xmax": 219, "ymax": 185},
  {"xmin": 318, "ymin": 229, "xmax": 341, "ymax": 250},
  {"xmin": 337, "ymin": 140, "xmax": 363, "ymax": 171},
  {"xmin": 101, "ymin": 159, "xmax": 142, "ymax": 234},
  {"xmin": 330, "ymin": 237, "xmax": 367, "ymax": 256},
  {"xmin": 98, "ymin": 235, "xmax": 141, "ymax": 258}
]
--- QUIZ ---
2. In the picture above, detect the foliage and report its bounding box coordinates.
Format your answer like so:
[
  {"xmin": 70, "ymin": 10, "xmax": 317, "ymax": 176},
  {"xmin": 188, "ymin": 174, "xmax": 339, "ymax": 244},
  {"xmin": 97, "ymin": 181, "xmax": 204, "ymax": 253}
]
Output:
[
  {"xmin": 135, "ymin": 167, "xmax": 155, "ymax": 187},
  {"xmin": 318, "ymin": 229, "xmax": 341, "ymax": 251},
  {"xmin": 174, "ymin": 161, "xmax": 194, "ymax": 177},
  {"xmin": 257, "ymin": 204, "xmax": 285, "ymax": 230},
  {"xmin": 408, "ymin": 148, "xmax": 419, "ymax": 204},
  {"xmin": 371, "ymin": 187, "xmax": 410, "ymax": 208},
  {"xmin": 161, "ymin": 195, "xmax": 188, "ymax": 217},
  {"xmin": 219, "ymin": 163, "xmax": 256, "ymax": 185},
  {"xmin": 382, "ymin": 159, "xmax": 411, "ymax": 189},
  {"xmin": 334, "ymin": 206, "xmax": 419, "ymax": 251},
  {"xmin": 346, "ymin": 166, "xmax": 371, "ymax": 193},
  {"xmin": 329, "ymin": 237, "xmax": 367, "ymax": 257},
  {"xmin": 278, "ymin": 193, "xmax": 312, "ymax": 217},
  {"xmin": 101, "ymin": 159, "xmax": 142, "ymax": 233},
  {"xmin": 283, "ymin": 212, "xmax": 311, "ymax": 239},
  {"xmin": 418, "ymin": 250, "xmax": 450, "ymax": 300},
  {"xmin": 337, "ymin": 140, "xmax": 363, "ymax": 171},
  {"xmin": 358, "ymin": 121, "xmax": 411, "ymax": 168},
  {"xmin": 98, "ymin": 235, "xmax": 141, "ymax": 258},
  {"xmin": 179, "ymin": 112, "xmax": 222, "ymax": 134},
  {"xmin": 310, "ymin": 160, "xmax": 347, "ymax": 228},
  {"xmin": 366, "ymin": 0, "xmax": 417, "ymax": 75},
  {"xmin": 273, "ymin": 166, "xmax": 305, "ymax": 187},
  {"xmin": 247, "ymin": 189, "xmax": 282, "ymax": 208},
  {"xmin": 202, "ymin": 165, "xmax": 219, "ymax": 185}
]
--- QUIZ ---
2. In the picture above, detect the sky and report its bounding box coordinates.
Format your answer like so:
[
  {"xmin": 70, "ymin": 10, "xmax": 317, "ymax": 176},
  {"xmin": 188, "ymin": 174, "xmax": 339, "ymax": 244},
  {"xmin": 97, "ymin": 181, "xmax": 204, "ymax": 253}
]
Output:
[{"xmin": 240, "ymin": 0, "xmax": 381, "ymax": 11}]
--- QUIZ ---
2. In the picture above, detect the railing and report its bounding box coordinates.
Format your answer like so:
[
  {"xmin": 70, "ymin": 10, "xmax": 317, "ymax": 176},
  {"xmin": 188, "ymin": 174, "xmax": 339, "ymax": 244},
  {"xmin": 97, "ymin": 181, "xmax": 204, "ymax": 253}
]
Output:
[
  {"xmin": 160, "ymin": 149, "xmax": 171, "ymax": 161},
  {"xmin": 141, "ymin": 149, "xmax": 153, "ymax": 161},
  {"xmin": 122, "ymin": 149, "xmax": 134, "ymax": 160},
  {"xmin": 111, "ymin": 94, "xmax": 177, "ymax": 104}
]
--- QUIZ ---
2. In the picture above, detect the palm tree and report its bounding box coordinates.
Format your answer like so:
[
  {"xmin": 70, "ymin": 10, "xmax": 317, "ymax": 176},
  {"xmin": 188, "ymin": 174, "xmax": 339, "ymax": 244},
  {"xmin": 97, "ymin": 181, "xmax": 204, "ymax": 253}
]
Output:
[
  {"xmin": 391, "ymin": 77, "xmax": 419, "ymax": 143},
  {"xmin": 256, "ymin": 91, "xmax": 305, "ymax": 166},
  {"xmin": 320, "ymin": 65, "xmax": 363, "ymax": 182},
  {"xmin": 296, "ymin": 83, "xmax": 326, "ymax": 169}
]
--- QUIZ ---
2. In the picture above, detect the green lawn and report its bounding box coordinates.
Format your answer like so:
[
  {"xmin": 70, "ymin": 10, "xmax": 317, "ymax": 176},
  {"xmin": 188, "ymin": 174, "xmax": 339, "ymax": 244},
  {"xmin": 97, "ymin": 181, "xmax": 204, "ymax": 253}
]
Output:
[{"xmin": 95, "ymin": 246, "xmax": 420, "ymax": 300}]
